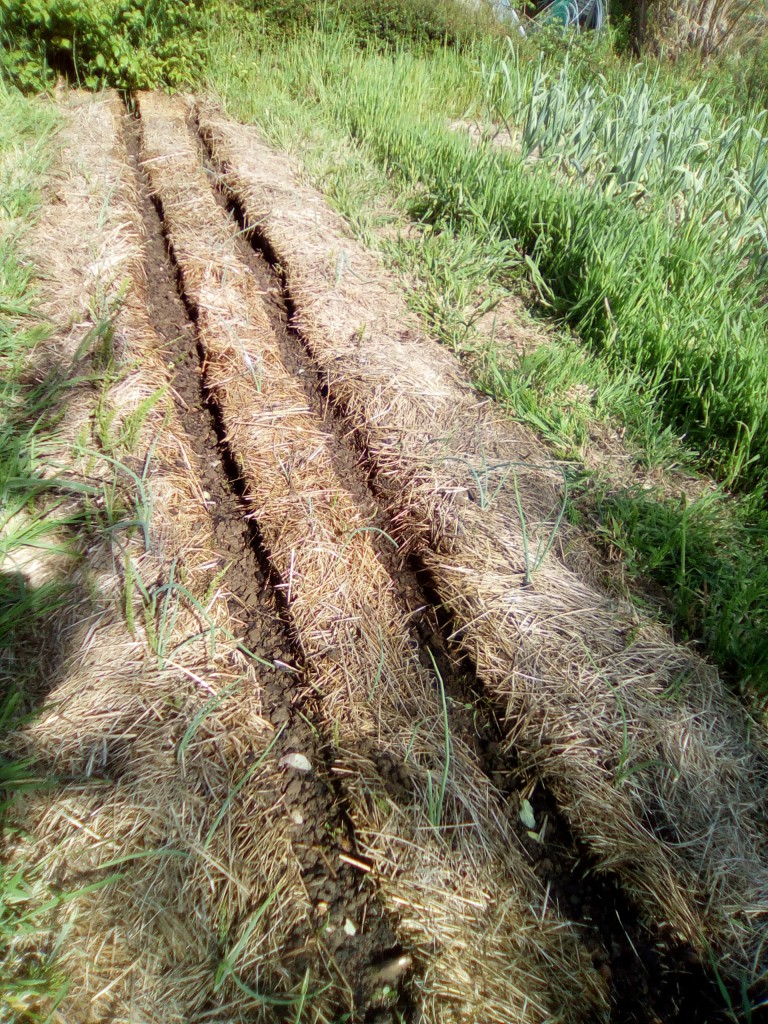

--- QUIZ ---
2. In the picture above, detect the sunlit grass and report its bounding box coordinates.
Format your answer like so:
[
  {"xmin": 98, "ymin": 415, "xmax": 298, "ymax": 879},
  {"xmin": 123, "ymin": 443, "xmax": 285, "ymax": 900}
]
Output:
[{"xmin": 205, "ymin": 22, "xmax": 768, "ymax": 490}]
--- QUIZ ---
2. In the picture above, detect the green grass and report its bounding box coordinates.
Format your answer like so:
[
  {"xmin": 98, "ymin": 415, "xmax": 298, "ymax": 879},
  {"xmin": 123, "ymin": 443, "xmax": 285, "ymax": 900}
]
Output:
[
  {"xmin": 0, "ymin": 82, "xmax": 67, "ymax": 699},
  {"xmin": 0, "ymin": 82, "xmax": 73, "ymax": 1022},
  {"xmin": 586, "ymin": 483, "xmax": 768, "ymax": 686},
  {"xmin": 0, "ymin": 0, "xmax": 499, "ymax": 92},
  {"xmin": 204, "ymin": 22, "xmax": 768, "ymax": 491},
  {"xmin": 202, "ymin": 20, "xmax": 768, "ymax": 700},
  {"xmin": 337, "ymin": 53, "xmax": 768, "ymax": 492}
]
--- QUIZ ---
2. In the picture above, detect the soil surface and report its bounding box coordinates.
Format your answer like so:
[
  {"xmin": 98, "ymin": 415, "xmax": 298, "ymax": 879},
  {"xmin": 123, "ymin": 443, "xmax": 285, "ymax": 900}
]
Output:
[
  {"xmin": 125, "ymin": 112, "xmax": 407, "ymax": 1020},
  {"xmin": 12, "ymin": 87, "xmax": 767, "ymax": 1024},
  {"xmin": 48, "ymin": 96, "xmax": 757, "ymax": 1024}
]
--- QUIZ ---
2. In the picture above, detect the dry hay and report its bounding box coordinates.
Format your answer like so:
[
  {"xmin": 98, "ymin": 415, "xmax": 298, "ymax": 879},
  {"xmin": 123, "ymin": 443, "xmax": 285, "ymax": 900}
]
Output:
[
  {"xmin": 1, "ymin": 90, "xmax": 335, "ymax": 1023},
  {"xmin": 196, "ymin": 100, "xmax": 768, "ymax": 982},
  {"xmin": 136, "ymin": 90, "xmax": 609, "ymax": 1023}
]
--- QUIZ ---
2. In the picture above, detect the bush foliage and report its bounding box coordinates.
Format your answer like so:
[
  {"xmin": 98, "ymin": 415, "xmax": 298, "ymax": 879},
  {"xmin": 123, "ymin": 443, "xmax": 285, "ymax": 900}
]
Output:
[
  {"xmin": 0, "ymin": 0, "xmax": 496, "ymax": 91},
  {"xmin": 0, "ymin": 0, "xmax": 209, "ymax": 90}
]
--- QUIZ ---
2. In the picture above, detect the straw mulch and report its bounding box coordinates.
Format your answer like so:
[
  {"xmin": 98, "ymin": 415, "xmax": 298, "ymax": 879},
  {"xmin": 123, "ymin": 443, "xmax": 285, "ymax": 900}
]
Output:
[
  {"xmin": 1, "ymin": 90, "xmax": 330, "ymax": 1023},
  {"xmin": 136, "ymin": 90, "xmax": 609, "ymax": 1024},
  {"xmin": 196, "ymin": 100, "xmax": 768, "ymax": 982}
]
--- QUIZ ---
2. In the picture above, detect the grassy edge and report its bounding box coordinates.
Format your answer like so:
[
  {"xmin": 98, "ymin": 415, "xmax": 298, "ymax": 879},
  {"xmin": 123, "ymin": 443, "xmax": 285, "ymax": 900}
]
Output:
[
  {"xmin": 0, "ymin": 83, "xmax": 76, "ymax": 1020},
  {"xmin": 0, "ymin": 86, "xmax": 183, "ymax": 1019}
]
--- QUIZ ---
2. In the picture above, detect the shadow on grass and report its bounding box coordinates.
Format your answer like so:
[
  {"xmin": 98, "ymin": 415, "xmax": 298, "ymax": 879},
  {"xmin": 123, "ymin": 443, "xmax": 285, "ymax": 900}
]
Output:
[
  {"xmin": 0, "ymin": 564, "xmax": 90, "ymax": 1021},
  {"xmin": 585, "ymin": 483, "xmax": 768, "ymax": 703}
]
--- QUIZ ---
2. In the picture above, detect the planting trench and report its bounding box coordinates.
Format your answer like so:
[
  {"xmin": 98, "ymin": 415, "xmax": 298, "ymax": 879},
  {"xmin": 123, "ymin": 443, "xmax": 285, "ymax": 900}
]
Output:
[
  {"xmin": 195, "ymin": 96, "xmax": 768, "ymax": 983},
  {"xmin": 2, "ymin": 86, "xmax": 766, "ymax": 1023},
  {"xmin": 1, "ymin": 91, "xmax": 347, "ymax": 1023},
  {"xmin": 134, "ymin": 88, "xmax": 609, "ymax": 1024}
]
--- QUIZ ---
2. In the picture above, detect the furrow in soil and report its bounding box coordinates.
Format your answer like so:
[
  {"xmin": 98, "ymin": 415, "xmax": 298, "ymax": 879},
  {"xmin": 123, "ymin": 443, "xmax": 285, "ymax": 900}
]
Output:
[
  {"xmin": 3, "ymin": 89, "xmax": 354, "ymax": 1024},
  {"xmin": 122, "ymin": 104, "xmax": 407, "ymax": 1023},
  {"xmin": 194, "ymin": 99, "xmax": 768, "ymax": 999},
  {"xmin": 135, "ymin": 88, "xmax": 610, "ymax": 1024},
  {"xmin": 193, "ymin": 101, "xmax": 738, "ymax": 1024}
]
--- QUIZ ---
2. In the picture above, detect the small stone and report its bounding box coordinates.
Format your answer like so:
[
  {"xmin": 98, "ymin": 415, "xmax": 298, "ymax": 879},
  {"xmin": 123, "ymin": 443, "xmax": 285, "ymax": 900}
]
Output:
[
  {"xmin": 290, "ymin": 809, "xmax": 304, "ymax": 825},
  {"xmin": 279, "ymin": 752, "xmax": 312, "ymax": 772},
  {"xmin": 370, "ymin": 953, "xmax": 413, "ymax": 984},
  {"xmin": 343, "ymin": 917, "xmax": 357, "ymax": 936}
]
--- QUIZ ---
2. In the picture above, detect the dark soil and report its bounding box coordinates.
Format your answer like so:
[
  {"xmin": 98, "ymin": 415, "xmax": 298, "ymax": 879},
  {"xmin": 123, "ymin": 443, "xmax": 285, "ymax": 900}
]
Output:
[
  {"xmin": 123, "ymin": 107, "xmax": 406, "ymax": 1023},
  {"xmin": 120, "ymin": 95, "xmax": 760, "ymax": 1024}
]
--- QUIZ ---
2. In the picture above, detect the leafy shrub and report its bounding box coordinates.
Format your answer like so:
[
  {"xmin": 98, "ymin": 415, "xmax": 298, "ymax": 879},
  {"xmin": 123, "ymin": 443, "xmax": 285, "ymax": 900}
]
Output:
[
  {"xmin": 0, "ymin": 0, "xmax": 208, "ymax": 91},
  {"xmin": 0, "ymin": 0, "xmax": 500, "ymax": 92}
]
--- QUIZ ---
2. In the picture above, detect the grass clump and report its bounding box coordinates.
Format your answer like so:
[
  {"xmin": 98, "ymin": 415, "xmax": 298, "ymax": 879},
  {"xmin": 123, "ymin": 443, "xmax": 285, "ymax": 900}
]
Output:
[
  {"xmin": 244, "ymin": 0, "xmax": 500, "ymax": 50},
  {"xmin": 0, "ymin": 83, "xmax": 67, "ymax": 660},
  {"xmin": 588, "ymin": 484, "xmax": 768, "ymax": 697}
]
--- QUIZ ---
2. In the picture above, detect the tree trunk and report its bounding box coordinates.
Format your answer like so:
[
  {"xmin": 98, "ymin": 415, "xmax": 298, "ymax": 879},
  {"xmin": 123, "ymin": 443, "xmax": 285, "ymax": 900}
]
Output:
[{"xmin": 631, "ymin": 0, "xmax": 649, "ymax": 53}]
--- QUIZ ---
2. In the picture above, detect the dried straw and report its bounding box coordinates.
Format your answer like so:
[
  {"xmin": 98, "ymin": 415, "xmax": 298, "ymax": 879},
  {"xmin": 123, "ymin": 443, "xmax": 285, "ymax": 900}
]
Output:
[
  {"xmin": 196, "ymin": 99, "xmax": 768, "ymax": 981},
  {"xmin": 2, "ymin": 91, "xmax": 328, "ymax": 1023},
  {"xmin": 137, "ymin": 90, "xmax": 608, "ymax": 1023}
]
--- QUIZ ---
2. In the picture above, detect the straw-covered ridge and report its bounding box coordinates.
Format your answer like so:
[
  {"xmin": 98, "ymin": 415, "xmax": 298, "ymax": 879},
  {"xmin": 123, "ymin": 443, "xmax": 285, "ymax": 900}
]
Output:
[
  {"xmin": 196, "ymin": 101, "xmax": 768, "ymax": 981},
  {"xmin": 2, "ymin": 91, "xmax": 328, "ymax": 1023},
  {"xmin": 136, "ymin": 90, "xmax": 609, "ymax": 1023}
]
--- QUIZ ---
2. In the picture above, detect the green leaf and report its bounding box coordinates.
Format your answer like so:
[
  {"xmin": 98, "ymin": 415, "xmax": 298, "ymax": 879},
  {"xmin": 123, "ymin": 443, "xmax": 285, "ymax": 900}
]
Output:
[{"xmin": 519, "ymin": 798, "xmax": 536, "ymax": 829}]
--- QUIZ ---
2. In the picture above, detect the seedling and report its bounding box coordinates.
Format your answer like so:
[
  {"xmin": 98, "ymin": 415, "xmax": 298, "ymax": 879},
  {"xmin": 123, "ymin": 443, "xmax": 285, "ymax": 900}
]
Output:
[
  {"xmin": 511, "ymin": 466, "xmax": 569, "ymax": 584},
  {"xmin": 437, "ymin": 453, "xmax": 512, "ymax": 511},
  {"xmin": 425, "ymin": 649, "xmax": 451, "ymax": 830},
  {"xmin": 177, "ymin": 679, "xmax": 243, "ymax": 770}
]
